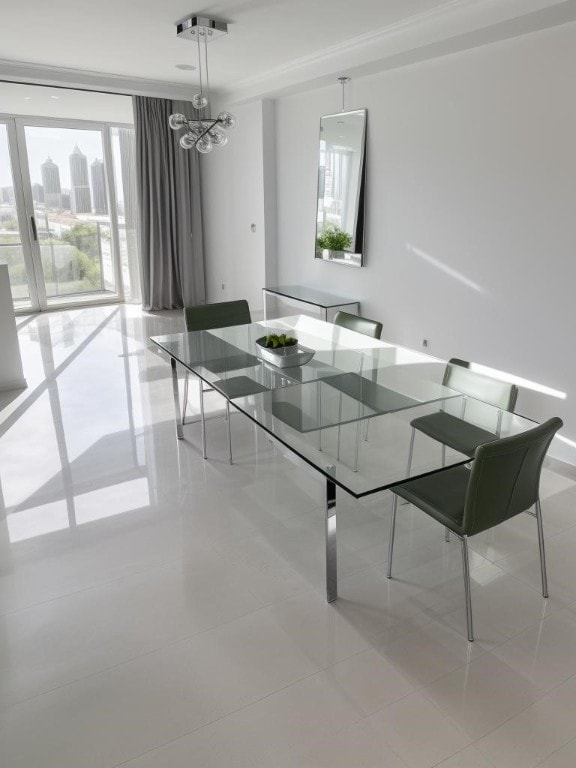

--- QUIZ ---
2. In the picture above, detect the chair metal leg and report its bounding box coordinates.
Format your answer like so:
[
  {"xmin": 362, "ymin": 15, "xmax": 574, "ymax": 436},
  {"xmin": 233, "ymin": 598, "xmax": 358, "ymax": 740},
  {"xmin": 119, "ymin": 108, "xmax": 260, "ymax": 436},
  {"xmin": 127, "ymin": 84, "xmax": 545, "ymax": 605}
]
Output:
[
  {"xmin": 535, "ymin": 499, "xmax": 549, "ymax": 598},
  {"xmin": 406, "ymin": 427, "xmax": 416, "ymax": 476},
  {"xmin": 199, "ymin": 379, "xmax": 207, "ymax": 459},
  {"xmin": 364, "ymin": 418, "xmax": 370, "ymax": 442},
  {"xmin": 460, "ymin": 535, "xmax": 474, "ymax": 642},
  {"xmin": 171, "ymin": 358, "xmax": 184, "ymax": 440},
  {"xmin": 336, "ymin": 393, "xmax": 343, "ymax": 461},
  {"xmin": 387, "ymin": 494, "xmax": 398, "ymax": 579},
  {"xmin": 400, "ymin": 428, "xmax": 416, "ymax": 506},
  {"xmin": 226, "ymin": 400, "xmax": 233, "ymax": 465},
  {"xmin": 182, "ymin": 372, "xmax": 189, "ymax": 425},
  {"xmin": 353, "ymin": 416, "xmax": 362, "ymax": 472}
]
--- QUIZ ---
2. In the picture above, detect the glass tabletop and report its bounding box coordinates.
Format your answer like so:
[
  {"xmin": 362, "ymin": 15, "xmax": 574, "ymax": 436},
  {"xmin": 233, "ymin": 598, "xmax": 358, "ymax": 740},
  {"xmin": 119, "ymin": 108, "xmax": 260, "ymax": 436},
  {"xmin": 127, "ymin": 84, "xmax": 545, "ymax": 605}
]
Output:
[
  {"xmin": 151, "ymin": 315, "xmax": 453, "ymax": 392},
  {"xmin": 231, "ymin": 383, "xmax": 538, "ymax": 499},
  {"xmin": 151, "ymin": 315, "xmax": 538, "ymax": 498}
]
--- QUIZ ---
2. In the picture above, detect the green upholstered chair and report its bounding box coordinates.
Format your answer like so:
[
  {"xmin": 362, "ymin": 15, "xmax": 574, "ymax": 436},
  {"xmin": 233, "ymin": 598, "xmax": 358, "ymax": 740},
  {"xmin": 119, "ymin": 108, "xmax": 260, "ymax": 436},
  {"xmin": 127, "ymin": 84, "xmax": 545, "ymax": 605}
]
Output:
[
  {"xmin": 333, "ymin": 310, "xmax": 383, "ymax": 340},
  {"xmin": 184, "ymin": 300, "xmax": 252, "ymax": 332},
  {"xmin": 331, "ymin": 310, "xmax": 383, "ymax": 465},
  {"xmin": 387, "ymin": 417, "xmax": 562, "ymax": 641},
  {"xmin": 183, "ymin": 300, "xmax": 264, "ymax": 463},
  {"xmin": 407, "ymin": 359, "xmax": 519, "ymax": 541}
]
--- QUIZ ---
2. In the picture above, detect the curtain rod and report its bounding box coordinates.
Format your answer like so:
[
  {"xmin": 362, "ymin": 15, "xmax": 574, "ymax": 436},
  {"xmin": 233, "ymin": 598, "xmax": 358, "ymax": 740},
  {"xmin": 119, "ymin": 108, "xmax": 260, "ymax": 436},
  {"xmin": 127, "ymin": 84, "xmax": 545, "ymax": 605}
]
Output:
[
  {"xmin": 0, "ymin": 77, "xmax": 135, "ymax": 98},
  {"xmin": 0, "ymin": 78, "xmax": 190, "ymax": 99}
]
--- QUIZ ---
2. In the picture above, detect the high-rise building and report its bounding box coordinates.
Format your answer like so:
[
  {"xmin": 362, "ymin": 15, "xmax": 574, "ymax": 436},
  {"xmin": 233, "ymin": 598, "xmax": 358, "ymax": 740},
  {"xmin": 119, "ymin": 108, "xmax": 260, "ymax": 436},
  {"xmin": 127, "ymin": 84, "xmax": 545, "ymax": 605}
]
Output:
[
  {"xmin": 90, "ymin": 159, "xmax": 108, "ymax": 214},
  {"xmin": 69, "ymin": 145, "xmax": 92, "ymax": 214},
  {"xmin": 41, "ymin": 157, "xmax": 62, "ymax": 209},
  {"xmin": 0, "ymin": 186, "xmax": 15, "ymax": 204},
  {"xmin": 61, "ymin": 190, "xmax": 71, "ymax": 210},
  {"xmin": 32, "ymin": 183, "xmax": 45, "ymax": 204}
]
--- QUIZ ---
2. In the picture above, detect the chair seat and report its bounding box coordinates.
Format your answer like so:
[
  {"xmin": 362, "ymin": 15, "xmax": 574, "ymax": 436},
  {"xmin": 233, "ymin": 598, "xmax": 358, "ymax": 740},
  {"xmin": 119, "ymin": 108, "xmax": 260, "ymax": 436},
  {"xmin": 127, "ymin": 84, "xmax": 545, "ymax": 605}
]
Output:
[
  {"xmin": 410, "ymin": 411, "xmax": 499, "ymax": 456},
  {"xmin": 326, "ymin": 372, "xmax": 419, "ymax": 414},
  {"xmin": 393, "ymin": 466, "xmax": 471, "ymax": 536},
  {"xmin": 211, "ymin": 376, "xmax": 269, "ymax": 400}
]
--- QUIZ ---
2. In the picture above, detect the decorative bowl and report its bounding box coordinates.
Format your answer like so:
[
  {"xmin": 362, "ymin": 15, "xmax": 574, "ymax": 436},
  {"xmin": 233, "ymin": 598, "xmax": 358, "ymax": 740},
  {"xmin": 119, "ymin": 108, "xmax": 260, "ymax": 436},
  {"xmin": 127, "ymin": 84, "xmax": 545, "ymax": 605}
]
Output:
[{"xmin": 255, "ymin": 336, "xmax": 315, "ymax": 368}]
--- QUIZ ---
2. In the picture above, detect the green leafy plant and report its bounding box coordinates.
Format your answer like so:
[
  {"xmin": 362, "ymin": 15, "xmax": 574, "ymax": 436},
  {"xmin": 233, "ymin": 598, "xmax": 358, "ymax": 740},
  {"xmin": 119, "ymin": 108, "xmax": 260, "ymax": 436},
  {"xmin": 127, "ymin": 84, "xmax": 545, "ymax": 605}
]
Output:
[
  {"xmin": 261, "ymin": 333, "xmax": 298, "ymax": 349},
  {"xmin": 316, "ymin": 225, "xmax": 352, "ymax": 252}
]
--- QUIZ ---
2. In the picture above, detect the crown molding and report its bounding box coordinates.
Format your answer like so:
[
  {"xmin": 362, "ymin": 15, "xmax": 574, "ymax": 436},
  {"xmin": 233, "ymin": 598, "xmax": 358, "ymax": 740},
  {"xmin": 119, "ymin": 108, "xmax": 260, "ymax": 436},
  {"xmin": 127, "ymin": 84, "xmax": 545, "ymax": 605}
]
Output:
[
  {"xmin": 0, "ymin": 59, "xmax": 197, "ymax": 100},
  {"xmin": 223, "ymin": 0, "xmax": 576, "ymax": 103}
]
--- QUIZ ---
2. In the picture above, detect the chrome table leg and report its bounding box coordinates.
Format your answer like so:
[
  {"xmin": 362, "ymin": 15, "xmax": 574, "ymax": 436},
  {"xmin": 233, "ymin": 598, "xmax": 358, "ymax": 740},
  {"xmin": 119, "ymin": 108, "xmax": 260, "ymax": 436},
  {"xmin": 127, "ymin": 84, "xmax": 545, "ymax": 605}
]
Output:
[{"xmin": 325, "ymin": 478, "xmax": 337, "ymax": 603}]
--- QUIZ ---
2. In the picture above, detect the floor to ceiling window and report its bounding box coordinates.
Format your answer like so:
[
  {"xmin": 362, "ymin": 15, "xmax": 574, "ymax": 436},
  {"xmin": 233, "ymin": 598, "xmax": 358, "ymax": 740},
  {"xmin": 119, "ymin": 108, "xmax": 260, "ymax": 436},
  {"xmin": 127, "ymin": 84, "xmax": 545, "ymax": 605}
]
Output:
[{"xmin": 0, "ymin": 84, "xmax": 140, "ymax": 312}]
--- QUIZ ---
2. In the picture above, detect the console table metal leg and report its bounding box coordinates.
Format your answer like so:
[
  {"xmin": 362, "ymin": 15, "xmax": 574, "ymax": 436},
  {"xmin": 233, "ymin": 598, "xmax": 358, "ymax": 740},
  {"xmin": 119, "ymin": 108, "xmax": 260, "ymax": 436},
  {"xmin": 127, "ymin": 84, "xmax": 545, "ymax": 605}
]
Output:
[
  {"xmin": 171, "ymin": 358, "xmax": 184, "ymax": 440},
  {"xmin": 325, "ymin": 478, "xmax": 338, "ymax": 602}
]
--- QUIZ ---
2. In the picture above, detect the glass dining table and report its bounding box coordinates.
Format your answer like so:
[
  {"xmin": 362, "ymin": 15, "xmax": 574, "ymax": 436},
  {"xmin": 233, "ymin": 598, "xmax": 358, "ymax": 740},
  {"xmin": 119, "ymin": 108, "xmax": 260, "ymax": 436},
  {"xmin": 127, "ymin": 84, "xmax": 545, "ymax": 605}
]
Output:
[{"xmin": 151, "ymin": 315, "xmax": 537, "ymax": 603}]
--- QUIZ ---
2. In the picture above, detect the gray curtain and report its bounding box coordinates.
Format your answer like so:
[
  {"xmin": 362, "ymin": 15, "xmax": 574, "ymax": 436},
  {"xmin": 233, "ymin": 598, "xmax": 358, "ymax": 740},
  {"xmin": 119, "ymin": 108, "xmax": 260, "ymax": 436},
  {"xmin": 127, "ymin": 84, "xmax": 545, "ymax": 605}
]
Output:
[{"xmin": 133, "ymin": 96, "xmax": 205, "ymax": 310}]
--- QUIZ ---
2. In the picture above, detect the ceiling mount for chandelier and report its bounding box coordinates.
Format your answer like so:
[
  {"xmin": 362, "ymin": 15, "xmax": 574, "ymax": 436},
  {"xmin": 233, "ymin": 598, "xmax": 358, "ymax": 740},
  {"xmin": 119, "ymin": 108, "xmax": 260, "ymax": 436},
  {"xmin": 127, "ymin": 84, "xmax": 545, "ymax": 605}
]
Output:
[{"xmin": 169, "ymin": 15, "xmax": 236, "ymax": 154}]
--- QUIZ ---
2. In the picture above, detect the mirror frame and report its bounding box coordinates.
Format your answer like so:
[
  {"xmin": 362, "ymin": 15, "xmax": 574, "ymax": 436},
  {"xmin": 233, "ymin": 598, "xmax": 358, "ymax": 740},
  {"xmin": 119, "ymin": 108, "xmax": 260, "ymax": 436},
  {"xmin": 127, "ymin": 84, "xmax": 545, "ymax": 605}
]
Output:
[{"xmin": 315, "ymin": 108, "xmax": 367, "ymax": 268}]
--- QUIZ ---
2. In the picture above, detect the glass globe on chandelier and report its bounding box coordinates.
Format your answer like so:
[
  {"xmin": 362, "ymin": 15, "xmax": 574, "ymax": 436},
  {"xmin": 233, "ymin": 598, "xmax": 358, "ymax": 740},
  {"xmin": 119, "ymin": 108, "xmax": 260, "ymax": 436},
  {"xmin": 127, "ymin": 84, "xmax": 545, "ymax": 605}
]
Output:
[{"xmin": 169, "ymin": 16, "xmax": 236, "ymax": 154}]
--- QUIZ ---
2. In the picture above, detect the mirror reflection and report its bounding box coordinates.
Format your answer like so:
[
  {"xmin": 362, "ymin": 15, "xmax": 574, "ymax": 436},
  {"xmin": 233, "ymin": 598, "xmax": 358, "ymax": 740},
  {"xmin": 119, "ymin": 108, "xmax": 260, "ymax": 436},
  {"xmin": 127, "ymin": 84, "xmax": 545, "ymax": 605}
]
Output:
[{"xmin": 315, "ymin": 108, "xmax": 366, "ymax": 268}]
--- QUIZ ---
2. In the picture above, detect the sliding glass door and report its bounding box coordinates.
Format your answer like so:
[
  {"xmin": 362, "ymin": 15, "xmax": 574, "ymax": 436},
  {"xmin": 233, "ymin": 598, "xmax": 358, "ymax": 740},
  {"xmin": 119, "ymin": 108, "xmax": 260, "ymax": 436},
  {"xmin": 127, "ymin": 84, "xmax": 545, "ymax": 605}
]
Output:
[{"xmin": 0, "ymin": 116, "xmax": 136, "ymax": 312}]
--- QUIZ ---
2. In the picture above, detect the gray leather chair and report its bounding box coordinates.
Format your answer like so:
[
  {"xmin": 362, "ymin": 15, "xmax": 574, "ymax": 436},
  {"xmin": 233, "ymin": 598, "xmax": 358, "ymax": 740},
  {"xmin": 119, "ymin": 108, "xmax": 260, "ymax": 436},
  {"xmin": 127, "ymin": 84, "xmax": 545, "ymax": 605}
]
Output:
[
  {"xmin": 333, "ymin": 309, "xmax": 383, "ymax": 340},
  {"xmin": 407, "ymin": 359, "xmax": 518, "ymax": 540},
  {"xmin": 331, "ymin": 310, "xmax": 383, "ymax": 466},
  {"xmin": 183, "ymin": 300, "xmax": 267, "ymax": 463},
  {"xmin": 388, "ymin": 417, "xmax": 562, "ymax": 641}
]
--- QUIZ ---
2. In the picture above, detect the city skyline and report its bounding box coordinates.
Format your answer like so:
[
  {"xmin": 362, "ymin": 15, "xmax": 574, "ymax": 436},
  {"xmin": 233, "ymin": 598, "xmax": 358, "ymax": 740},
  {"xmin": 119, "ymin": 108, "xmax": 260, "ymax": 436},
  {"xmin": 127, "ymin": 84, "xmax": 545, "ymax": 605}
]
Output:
[
  {"xmin": 0, "ymin": 126, "xmax": 105, "ymax": 189},
  {"xmin": 1, "ymin": 125, "xmax": 130, "ymax": 215},
  {"xmin": 2, "ymin": 149, "xmax": 107, "ymax": 214}
]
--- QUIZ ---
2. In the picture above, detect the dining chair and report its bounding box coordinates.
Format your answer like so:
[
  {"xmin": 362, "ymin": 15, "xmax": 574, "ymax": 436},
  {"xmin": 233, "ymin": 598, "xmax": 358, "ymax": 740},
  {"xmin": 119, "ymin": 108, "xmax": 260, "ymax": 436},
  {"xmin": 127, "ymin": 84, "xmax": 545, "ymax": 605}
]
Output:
[
  {"xmin": 183, "ymin": 299, "xmax": 266, "ymax": 463},
  {"xmin": 333, "ymin": 309, "xmax": 383, "ymax": 340},
  {"xmin": 406, "ymin": 359, "xmax": 518, "ymax": 540},
  {"xmin": 387, "ymin": 417, "xmax": 562, "ymax": 641},
  {"xmin": 331, "ymin": 310, "xmax": 383, "ymax": 467}
]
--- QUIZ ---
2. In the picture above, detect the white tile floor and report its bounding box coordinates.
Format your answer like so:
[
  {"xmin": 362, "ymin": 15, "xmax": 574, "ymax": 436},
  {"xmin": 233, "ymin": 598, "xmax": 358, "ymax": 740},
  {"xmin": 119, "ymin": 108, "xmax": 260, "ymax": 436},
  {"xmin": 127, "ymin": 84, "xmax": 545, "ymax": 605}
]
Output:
[{"xmin": 1, "ymin": 304, "xmax": 575, "ymax": 768}]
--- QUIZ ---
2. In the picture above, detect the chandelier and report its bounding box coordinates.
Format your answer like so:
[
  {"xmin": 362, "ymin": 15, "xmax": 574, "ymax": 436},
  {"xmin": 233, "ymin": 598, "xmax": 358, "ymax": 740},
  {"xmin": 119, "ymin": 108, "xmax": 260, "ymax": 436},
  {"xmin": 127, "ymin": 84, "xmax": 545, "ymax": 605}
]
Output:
[{"xmin": 169, "ymin": 16, "xmax": 236, "ymax": 154}]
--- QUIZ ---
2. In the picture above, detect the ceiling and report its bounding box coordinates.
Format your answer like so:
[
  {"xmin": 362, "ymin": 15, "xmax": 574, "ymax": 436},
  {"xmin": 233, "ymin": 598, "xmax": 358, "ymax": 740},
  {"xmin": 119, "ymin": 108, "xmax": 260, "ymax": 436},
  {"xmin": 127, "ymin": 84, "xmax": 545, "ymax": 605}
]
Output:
[{"xmin": 0, "ymin": 0, "xmax": 575, "ymax": 101}]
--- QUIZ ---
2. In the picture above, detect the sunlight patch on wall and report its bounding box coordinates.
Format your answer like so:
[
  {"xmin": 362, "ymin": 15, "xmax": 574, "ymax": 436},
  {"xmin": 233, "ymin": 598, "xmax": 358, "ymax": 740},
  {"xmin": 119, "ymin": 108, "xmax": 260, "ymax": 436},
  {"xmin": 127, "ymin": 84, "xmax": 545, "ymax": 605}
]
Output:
[
  {"xmin": 406, "ymin": 243, "xmax": 485, "ymax": 293},
  {"xmin": 467, "ymin": 361, "xmax": 566, "ymax": 400}
]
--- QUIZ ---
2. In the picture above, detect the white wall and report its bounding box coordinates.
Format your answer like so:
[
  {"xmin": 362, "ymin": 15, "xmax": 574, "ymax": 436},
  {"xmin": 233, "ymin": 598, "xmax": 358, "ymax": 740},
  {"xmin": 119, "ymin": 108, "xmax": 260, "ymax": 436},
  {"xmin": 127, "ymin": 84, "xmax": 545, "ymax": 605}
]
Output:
[
  {"xmin": 272, "ymin": 22, "xmax": 576, "ymax": 463},
  {"xmin": 201, "ymin": 99, "xmax": 268, "ymax": 311},
  {"xmin": 201, "ymin": 21, "xmax": 576, "ymax": 463}
]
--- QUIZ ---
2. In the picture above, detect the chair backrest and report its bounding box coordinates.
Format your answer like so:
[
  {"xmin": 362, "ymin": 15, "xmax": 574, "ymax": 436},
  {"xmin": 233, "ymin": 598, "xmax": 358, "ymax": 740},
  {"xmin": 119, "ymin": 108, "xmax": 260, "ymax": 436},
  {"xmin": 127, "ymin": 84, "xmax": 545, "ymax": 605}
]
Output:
[
  {"xmin": 333, "ymin": 310, "xmax": 383, "ymax": 340},
  {"xmin": 184, "ymin": 300, "xmax": 251, "ymax": 332},
  {"xmin": 462, "ymin": 417, "xmax": 562, "ymax": 536},
  {"xmin": 442, "ymin": 358, "xmax": 518, "ymax": 412}
]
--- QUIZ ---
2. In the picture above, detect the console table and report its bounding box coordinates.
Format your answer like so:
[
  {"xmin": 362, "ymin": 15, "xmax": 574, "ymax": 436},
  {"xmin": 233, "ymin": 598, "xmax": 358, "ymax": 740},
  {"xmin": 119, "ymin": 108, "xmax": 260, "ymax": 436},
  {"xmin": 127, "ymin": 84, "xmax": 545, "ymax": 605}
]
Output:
[{"xmin": 262, "ymin": 284, "xmax": 360, "ymax": 321}]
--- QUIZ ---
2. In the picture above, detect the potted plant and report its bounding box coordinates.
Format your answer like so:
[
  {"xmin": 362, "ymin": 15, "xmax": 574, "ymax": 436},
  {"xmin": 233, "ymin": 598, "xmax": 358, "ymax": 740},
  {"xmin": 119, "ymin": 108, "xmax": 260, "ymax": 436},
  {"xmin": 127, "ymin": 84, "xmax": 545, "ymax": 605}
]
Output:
[{"xmin": 316, "ymin": 225, "xmax": 353, "ymax": 259}]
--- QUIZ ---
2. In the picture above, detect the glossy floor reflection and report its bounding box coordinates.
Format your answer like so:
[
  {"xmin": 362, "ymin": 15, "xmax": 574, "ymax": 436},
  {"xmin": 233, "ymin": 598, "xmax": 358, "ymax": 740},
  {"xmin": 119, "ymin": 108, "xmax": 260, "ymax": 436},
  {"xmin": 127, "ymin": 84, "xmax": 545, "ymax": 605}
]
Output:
[{"xmin": 1, "ymin": 305, "xmax": 576, "ymax": 767}]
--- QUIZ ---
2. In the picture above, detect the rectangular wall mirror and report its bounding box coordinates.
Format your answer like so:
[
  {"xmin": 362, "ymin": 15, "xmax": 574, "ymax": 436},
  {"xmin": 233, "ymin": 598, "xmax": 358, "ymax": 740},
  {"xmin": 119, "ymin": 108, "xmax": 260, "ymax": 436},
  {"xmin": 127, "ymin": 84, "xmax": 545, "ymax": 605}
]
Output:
[{"xmin": 315, "ymin": 108, "xmax": 366, "ymax": 268}]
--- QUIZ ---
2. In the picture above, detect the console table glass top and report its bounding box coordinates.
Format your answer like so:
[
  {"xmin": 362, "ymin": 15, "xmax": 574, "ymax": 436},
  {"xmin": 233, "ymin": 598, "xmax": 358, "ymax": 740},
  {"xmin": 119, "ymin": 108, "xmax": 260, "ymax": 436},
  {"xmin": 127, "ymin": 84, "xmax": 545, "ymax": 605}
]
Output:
[{"xmin": 263, "ymin": 285, "xmax": 360, "ymax": 320}]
